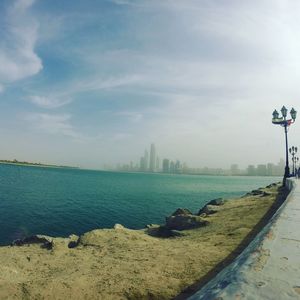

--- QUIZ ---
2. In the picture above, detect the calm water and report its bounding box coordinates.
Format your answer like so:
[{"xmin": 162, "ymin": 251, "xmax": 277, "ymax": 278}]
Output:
[{"xmin": 0, "ymin": 164, "xmax": 281, "ymax": 245}]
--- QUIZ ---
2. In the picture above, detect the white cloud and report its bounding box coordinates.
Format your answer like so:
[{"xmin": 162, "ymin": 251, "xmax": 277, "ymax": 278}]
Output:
[
  {"xmin": 72, "ymin": 74, "xmax": 142, "ymax": 94},
  {"xmin": 24, "ymin": 112, "xmax": 106, "ymax": 144},
  {"xmin": 29, "ymin": 95, "xmax": 72, "ymax": 109},
  {"xmin": 29, "ymin": 74, "xmax": 141, "ymax": 109},
  {"xmin": 115, "ymin": 111, "xmax": 143, "ymax": 123},
  {"xmin": 0, "ymin": 0, "xmax": 42, "ymax": 87},
  {"xmin": 25, "ymin": 113, "xmax": 78, "ymax": 138}
]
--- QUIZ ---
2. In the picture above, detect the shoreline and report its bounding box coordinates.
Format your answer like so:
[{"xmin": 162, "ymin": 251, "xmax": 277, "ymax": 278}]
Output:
[
  {"xmin": 0, "ymin": 161, "xmax": 79, "ymax": 169},
  {"xmin": 0, "ymin": 182, "xmax": 289, "ymax": 299},
  {"xmin": 0, "ymin": 161, "xmax": 282, "ymax": 178}
]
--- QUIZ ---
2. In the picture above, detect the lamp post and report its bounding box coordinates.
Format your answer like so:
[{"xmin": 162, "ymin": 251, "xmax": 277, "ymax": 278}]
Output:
[
  {"xmin": 272, "ymin": 106, "xmax": 297, "ymax": 186},
  {"xmin": 293, "ymin": 156, "xmax": 299, "ymax": 176},
  {"xmin": 289, "ymin": 146, "xmax": 298, "ymax": 176}
]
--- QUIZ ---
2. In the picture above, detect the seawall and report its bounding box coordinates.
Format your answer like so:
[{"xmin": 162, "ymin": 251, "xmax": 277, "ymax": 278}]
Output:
[{"xmin": 188, "ymin": 178, "xmax": 299, "ymax": 299}]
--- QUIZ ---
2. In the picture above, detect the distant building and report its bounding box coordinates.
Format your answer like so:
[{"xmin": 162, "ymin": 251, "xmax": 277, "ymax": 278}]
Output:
[
  {"xmin": 182, "ymin": 162, "xmax": 189, "ymax": 173},
  {"xmin": 162, "ymin": 159, "xmax": 170, "ymax": 173},
  {"xmin": 257, "ymin": 164, "xmax": 267, "ymax": 176},
  {"xmin": 267, "ymin": 163, "xmax": 275, "ymax": 176},
  {"xmin": 149, "ymin": 143, "xmax": 156, "ymax": 172},
  {"xmin": 170, "ymin": 161, "xmax": 175, "ymax": 173},
  {"xmin": 230, "ymin": 164, "xmax": 240, "ymax": 175},
  {"xmin": 247, "ymin": 165, "xmax": 256, "ymax": 176},
  {"xmin": 140, "ymin": 157, "xmax": 145, "ymax": 171},
  {"xmin": 144, "ymin": 150, "xmax": 149, "ymax": 171},
  {"xmin": 156, "ymin": 157, "xmax": 160, "ymax": 171},
  {"xmin": 175, "ymin": 160, "xmax": 182, "ymax": 173}
]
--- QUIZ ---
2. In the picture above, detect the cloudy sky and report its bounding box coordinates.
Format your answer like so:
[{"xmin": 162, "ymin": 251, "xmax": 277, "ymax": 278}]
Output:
[{"xmin": 0, "ymin": 0, "xmax": 299, "ymax": 169}]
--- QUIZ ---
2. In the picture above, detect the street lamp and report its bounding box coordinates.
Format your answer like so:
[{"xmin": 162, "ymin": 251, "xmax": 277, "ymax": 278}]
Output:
[
  {"xmin": 289, "ymin": 146, "xmax": 298, "ymax": 176},
  {"xmin": 293, "ymin": 156, "xmax": 299, "ymax": 176},
  {"xmin": 272, "ymin": 106, "xmax": 297, "ymax": 186}
]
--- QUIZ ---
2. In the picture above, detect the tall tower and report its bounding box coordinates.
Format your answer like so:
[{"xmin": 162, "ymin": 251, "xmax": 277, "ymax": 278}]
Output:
[
  {"xmin": 144, "ymin": 150, "xmax": 149, "ymax": 171},
  {"xmin": 149, "ymin": 143, "xmax": 156, "ymax": 172},
  {"xmin": 162, "ymin": 158, "xmax": 169, "ymax": 173},
  {"xmin": 156, "ymin": 157, "xmax": 160, "ymax": 171}
]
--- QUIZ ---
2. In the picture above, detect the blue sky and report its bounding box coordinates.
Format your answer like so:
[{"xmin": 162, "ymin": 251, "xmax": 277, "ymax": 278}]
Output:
[{"xmin": 0, "ymin": 0, "xmax": 300, "ymax": 169}]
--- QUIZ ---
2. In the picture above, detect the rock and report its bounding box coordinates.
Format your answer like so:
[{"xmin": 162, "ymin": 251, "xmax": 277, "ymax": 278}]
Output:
[
  {"xmin": 114, "ymin": 224, "xmax": 125, "ymax": 230},
  {"xmin": 165, "ymin": 214, "xmax": 208, "ymax": 230},
  {"xmin": 205, "ymin": 205, "xmax": 222, "ymax": 214},
  {"xmin": 147, "ymin": 226, "xmax": 185, "ymax": 238},
  {"xmin": 197, "ymin": 198, "xmax": 224, "ymax": 215},
  {"xmin": 166, "ymin": 207, "xmax": 209, "ymax": 230},
  {"xmin": 251, "ymin": 189, "xmax": 264, "ymax": 196},
  {"xmin": 145, "ymin": 224, "xmax": 158, "ymax": 229},
  {"xmin": 12, "ymin": 235, "xmax": 53, "ymax": 250},
  {"xmin": 198, "ymin": 204, "xmax": 222, "ymax": 216},
  {"xmin": 242, "ymin": 193, "xmax": 251, "ymax": 197},
  {"xmin": 199, "ymin": 213, "xmax": 207, "ymax": 218},
  {"xmin": 11, "ymin": 239, "xmax": 23, "ymax": 246},
  {"xmin": 68, "ymin": 234, "xmax": 79, "ymax": 249},
  {"xmin": 171, "ymin": 208, "xmax": 193, "ymax": 216},
  {"xmin": 41, "ymin": 241, "xmax": 53, "ymax": 250},
  {"xmin": 261, "ymin": 191, "xmax": 271, "ymax": 197},
  {"xmin": 207, "ymin": 198, "xmax": 224, "ymax": 206},
  {"xmin": 266, "ymin": 183, "xmax": 276, "ymax": 188}
]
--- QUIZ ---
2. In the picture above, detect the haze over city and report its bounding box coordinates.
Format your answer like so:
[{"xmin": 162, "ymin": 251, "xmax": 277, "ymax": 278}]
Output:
[{"xmin": 0, "ymin": 0, "xmax": 299, "ymax": 169}]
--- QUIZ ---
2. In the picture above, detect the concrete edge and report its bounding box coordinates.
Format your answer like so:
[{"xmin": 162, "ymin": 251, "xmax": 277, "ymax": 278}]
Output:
[{"xmin": 188, "ymin": 179, "xmax": 295, "ymax": 300}]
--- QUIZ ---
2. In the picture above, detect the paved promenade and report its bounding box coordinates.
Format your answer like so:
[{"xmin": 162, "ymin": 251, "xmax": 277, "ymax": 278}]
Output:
[{"xmin": 189, "ymin": 179, "xmax": 300, "ymax": 300}]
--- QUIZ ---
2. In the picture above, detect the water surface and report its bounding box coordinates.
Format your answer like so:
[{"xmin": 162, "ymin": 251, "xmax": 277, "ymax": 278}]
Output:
[{"xmin": 0, "ymin": 164, "xmax": 280, "ymax": 245}]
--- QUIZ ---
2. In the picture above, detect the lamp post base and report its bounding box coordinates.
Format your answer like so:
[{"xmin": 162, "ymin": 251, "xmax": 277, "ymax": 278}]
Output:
[{"xmin": 283, "ymin": 166, "xmax": 290, "ymax": 186}]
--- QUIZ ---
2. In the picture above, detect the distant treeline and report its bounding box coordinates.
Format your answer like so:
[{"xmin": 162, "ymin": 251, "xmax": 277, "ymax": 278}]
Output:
[{"xmin": 0, "ymin": 159, "xmax": 78, "ymax": 169}]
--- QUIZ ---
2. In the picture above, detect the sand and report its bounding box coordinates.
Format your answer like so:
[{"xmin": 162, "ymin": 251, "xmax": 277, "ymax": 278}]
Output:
[{"xmin": 0, "ymin": 182, "xmax": 287, "ymax": 300}]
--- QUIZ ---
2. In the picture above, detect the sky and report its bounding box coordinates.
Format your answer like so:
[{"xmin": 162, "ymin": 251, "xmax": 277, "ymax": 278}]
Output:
[{"xmin": 0, "ymin": 0, "xmax": 300, "ymax": 169}]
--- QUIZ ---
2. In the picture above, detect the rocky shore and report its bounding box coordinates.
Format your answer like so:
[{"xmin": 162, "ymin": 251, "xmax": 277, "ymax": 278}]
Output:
[{"xmin": 0, "ymin": 182, "xmax": 288, "ymax": 300}]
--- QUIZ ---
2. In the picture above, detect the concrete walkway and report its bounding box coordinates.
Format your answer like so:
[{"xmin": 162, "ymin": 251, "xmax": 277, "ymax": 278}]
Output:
[{"xmin": 189, "ymin": 179, "xmax": 300, "ymax": 300}]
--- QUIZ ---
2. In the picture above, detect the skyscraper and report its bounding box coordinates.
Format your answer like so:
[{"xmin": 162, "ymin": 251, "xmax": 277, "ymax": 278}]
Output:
[
  {"xmin": 149, "ymin": 143, "xmax": 156, "ymax": 172},
  {"xmin": 140, "ymin": 157, "xmax": 145, "ymax": 171},
  {"xmin": 144, "ymin": 149, "xmax": 149, "ymax": 171},
  {"xmin": 156, "ymin": 157, "xmax": 160, "ymax": 171},
  {"xmin": 162, "ymin": 158, "xmax": 170, "ymax": 173}
]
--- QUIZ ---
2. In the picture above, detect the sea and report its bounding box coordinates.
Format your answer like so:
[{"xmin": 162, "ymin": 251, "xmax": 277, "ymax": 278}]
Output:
[{"xmin": 0, "ymin": 163, "xmax": 281, "ymax": 246}]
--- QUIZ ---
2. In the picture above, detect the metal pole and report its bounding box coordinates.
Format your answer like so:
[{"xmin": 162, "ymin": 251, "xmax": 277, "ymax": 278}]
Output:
[
  {"xmin": 283, "ymin": 123, "xmax": 290, "ymax": 185},
  {"xmin": 293, "ymin": 155, "xmax": 295, "ymax": 176}
]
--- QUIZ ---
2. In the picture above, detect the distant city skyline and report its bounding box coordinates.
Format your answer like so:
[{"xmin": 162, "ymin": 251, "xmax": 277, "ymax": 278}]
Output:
[
  {"xmin": 0, "ymin": 0, "xmax": 300, "ymax": 169},
  {"xmin": 111, "ymin": 143, "xmax": 287, "ymax": 176}
]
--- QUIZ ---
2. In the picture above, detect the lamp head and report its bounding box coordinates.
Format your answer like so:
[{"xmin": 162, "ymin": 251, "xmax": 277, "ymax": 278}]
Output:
[
  {"xmin": 281, "ymin": 106, "xmax": 288, "ymax": 118},
  {"xmin": 272, "ymin": 109, "xmax": 279, "ymax": 119},
  {"xmin": 290, "ymin": 108, "xmax": 297, "ymax": 120}
]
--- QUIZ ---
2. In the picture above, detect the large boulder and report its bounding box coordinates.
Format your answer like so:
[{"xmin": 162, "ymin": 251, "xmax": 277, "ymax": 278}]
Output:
[
  {"xmin": 197, "ymin": 198, "xmax": 224, "ymax": 215},
  {"xmin": 251, "ymin": 189, "xmax": 264, "ymax": 196},
  {"xmin": 198, "ymin": 204, "xmax": 222, "ymax": 215},
  {"xmin": 12, "ymin": 235, "xmax": 53, "ymax": 250},
  {"xmin": 171, "ymin": 208, "xmax": 193, "ymax": 216},
  {"xmin": 147, "ymin": 225, "xmax": 185, "ymax": 238},
  {"xmin": 243, "ymin": 189, "xmax": 270, "ymax": 197},
  {"xmin": 114, "ymin": 223, "xmax": 125, "ymax": 230},
  {"xmin": 207, "ymin": 198, "xmax": 224, "ymax": 206},
  {"xmin": 166, "ymin": 212, "xmax": 208, "ymax": 230},
  {"xmin": 68, "ymin": 234, "xmax": 80, "ymax": 248}
]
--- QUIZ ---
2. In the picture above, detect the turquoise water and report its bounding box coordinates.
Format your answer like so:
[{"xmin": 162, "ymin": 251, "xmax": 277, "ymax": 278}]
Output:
[{"xmin": 0, "ymin": 163, "xmax": 281, "ymax": 245}]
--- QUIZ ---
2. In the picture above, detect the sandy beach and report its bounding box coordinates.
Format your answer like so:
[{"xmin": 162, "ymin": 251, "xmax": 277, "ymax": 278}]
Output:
[{"xmin": 0, "ymin": 182, "xmax": 287, "ymax": 300}]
